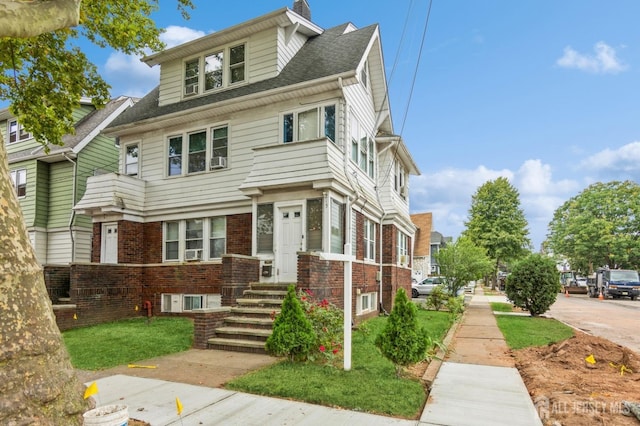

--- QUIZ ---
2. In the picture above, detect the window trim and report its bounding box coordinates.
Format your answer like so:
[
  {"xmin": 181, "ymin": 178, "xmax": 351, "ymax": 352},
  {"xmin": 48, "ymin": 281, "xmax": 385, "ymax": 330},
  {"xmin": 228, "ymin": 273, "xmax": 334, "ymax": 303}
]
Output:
[
  {"xmin": 10, "ymin": 169, "xmax": 27, "ymax": 198},
  {"xmin": 124, "ymin": 142, "xmax": 139, "ymax": 177},
  {"xmin": 356, "ymin": 291, "xmax": 377, "ymax": 315},
  {"xmin": 7, "ymin": 120, "xmax": 31, "ymax": 144},
  {"xmin": 349, "ymin": 113, "xmax": 375, "ymax": 178},
  {"xmin": 397, "ymin": 231, "xmax": 409, "ymax": 266},
  {"xmin": 163, "ymin": 216, "xmax": 227, "ymax": 262},
  {"xmin": 364, "ymin": 218, "xmax": 376, "ymax": 261},
  {"xmin": 183, "ymin": 41, "xmax": 247, "ymax": 98},
  {"xmin": 166, "ymin": 125, "xmax": 229, "ymax": 177},
  {"xmin": 282, "ymin": 103, "xmax": 337, "ymax": 144}
]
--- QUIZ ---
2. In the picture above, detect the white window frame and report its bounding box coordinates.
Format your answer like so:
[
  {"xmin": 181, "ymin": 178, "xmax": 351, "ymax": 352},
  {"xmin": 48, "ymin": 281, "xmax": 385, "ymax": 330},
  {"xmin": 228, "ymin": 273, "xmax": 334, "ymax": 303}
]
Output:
[
  {"xmin": 124, "ymin": 142, "xmax": 139, "ymax": 176},
  {"xmin": 166, "ymin": 125, "xmax": 229, "ymax": 177},
  {"xmin": 356, "ymin": 292, "xmax": 377, "ymax": 315},
  {"xmin": 163, "ymin": 217, "xmax": 227, "ymax": 262},
  {"xmin": 7, "ymin": 120, "xmax": 31, "ymax": 144},
  {"xmin": 282, "ymin": 103, "xmax": 336, "ymax": 144},
  {"xmin": 10, "ymin": 169, "xmax": 26, "ymax": 198},
  {"xmin": 161, "ymin": 293, "xmax": 222, "ymax": 313},
  {"xmin": 349, "ymin": 113, "xmax": 375, "ymax": 178},
  {"xmin": 397, "ymin": 231, "xmax": 409, "ymax": 266},
  {"xmin": 183, "ymin": 42, "xmax": 246, "ymax": 97},
  {"xmin": 364, "ymin": 218, "xmax": 375, "ymax": 261}
]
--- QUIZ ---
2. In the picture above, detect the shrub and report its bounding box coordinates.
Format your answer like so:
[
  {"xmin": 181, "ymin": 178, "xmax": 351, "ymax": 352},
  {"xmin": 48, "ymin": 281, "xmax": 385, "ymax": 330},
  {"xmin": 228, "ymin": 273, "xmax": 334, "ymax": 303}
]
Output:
[
  {"xmin": 446, "ymin": 296, "xmax": 465, "ymax": 318},
  {"xmin": 375, "ymin": 288, "xmax": 428, "ymax": 377},
  {"xmin": 426, "ymin": 285, "xmax": 447, "ymax": 311},
  {"xmin": 265, "ymin": 285, "xmax": 316, "ymax": 361},
  {"xmin": 298, "ymin": 289, "xmax": 344, "ymax": 365},
  {"xmin": 505, "ymin": 254, "xmax": 561, "ymax": 316}
]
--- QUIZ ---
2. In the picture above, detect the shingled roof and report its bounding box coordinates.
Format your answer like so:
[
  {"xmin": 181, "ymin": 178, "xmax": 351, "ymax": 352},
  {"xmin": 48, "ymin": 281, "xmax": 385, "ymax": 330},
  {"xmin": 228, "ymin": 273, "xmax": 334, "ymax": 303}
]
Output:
[{"xmin": 107, "ymin": 23, "xmax": 377, "ymax": 129}]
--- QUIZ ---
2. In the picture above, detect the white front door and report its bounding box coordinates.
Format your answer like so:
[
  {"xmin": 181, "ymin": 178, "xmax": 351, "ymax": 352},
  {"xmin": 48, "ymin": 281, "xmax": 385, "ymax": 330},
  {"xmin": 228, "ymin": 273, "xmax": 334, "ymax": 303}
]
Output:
[
  {"xmin": 101, "ymin": 223, "xmax": 118, "ymax": 264},
  {"xmin": 277, "ymin": 205, "xmax": 303, "ymax": 282}
]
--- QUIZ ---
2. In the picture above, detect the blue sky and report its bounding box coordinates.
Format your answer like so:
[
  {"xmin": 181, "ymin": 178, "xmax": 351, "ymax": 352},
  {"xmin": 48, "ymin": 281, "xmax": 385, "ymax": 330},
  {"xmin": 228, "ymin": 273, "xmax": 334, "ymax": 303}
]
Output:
[{"xmin": 10, "ymin": 1, "xmax": 640, "ymax": 249}]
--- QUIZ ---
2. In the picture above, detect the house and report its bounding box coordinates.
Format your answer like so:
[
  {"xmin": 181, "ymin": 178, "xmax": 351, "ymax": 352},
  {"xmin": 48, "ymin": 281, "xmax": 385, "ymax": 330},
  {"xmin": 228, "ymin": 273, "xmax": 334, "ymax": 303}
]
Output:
[
  {"xmin": 430, "ymin": 231, "xmax": 452, "ymax": 275},
  {"xmin": 410, "ymin": 212, "xmax": 433, "ymax": 282},
  {"xmin": 1, "ymin": 97, "xmax": 135, "ymax": 270},
  {"xmin": 74, "ymin": 1, "xmax": 419, "ymax": 323}
]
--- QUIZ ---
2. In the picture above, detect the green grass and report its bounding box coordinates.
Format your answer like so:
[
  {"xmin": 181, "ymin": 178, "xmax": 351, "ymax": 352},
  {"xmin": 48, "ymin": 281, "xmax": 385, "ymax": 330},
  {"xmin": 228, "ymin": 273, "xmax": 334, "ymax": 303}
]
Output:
[
  {"xmin": 490, "ymin": 302, "xmax": 514, "ymax": 312},
  {"xmin": 63, "ymin": 317, "xmax": 193, "ymax": 370},
  {"xmin": 225, "ymin": 310, "xmax": 453, "ymax": 419},
  {"xmin": 495, "ymin": 315, "xmax": 574, "ymax": 350}
]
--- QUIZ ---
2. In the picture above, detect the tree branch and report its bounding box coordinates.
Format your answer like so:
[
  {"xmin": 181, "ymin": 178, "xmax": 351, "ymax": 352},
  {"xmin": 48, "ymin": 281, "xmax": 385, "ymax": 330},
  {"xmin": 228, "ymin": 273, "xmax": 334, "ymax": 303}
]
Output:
[{"xmin": 0, "ymin": 0, "xmax": 81, "ymax": 38}]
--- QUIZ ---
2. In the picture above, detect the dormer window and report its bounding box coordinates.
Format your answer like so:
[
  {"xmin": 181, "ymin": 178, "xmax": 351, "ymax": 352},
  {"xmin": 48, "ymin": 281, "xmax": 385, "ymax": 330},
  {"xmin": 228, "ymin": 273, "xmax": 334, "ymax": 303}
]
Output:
[{"xmin": 184, "ymin": 43, "xmax": 246, "ymax": 97}]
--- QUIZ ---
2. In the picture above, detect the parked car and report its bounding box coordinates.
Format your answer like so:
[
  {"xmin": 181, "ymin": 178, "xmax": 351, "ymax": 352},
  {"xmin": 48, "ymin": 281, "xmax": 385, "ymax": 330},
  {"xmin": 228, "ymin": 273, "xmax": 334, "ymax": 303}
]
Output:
[{"xmin": 411, "ymin": 276, "xmax": 446, "ymax": 298}]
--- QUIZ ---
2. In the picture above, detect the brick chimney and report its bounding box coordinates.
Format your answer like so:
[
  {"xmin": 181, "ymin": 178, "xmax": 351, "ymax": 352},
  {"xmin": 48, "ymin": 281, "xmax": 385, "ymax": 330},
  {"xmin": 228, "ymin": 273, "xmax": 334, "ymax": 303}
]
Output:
[{"xmin": 293, "ymin": 0, "xmax": 311, "ymax": 20}]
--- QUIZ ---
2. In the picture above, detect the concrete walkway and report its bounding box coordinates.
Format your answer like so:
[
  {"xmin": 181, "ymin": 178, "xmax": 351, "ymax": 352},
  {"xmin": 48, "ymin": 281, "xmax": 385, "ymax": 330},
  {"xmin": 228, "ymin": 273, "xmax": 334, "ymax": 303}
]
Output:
[{"xmin": 85, "ymin": 290, "xmax": 543, "ymax": 425}]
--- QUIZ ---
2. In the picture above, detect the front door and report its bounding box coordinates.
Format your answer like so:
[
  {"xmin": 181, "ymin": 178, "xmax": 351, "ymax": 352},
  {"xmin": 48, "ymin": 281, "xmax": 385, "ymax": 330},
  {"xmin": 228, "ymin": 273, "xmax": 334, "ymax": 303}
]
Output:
[
  {"xmin": 277, "ymin": 205, "xmax": 303, "ymax": 282},
  {"xmin": 101, "ymin": 223, "xmax": 118, "ymax": 264}
]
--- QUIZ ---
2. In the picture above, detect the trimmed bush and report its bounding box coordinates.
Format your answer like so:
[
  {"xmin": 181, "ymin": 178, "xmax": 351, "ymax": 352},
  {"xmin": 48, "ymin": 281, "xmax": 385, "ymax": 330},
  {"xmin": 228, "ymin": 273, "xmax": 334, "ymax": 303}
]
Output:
[
  {"xmin": 375, "ymin": 288, "xmax": 428, "ymax": 377},
  {"xmin": 265, "ymin": 285, "xmax": 316, "ymax": 361},
  {"xmin": 505, "ymin": 254, "xmax": 561, "ymax": 316}
]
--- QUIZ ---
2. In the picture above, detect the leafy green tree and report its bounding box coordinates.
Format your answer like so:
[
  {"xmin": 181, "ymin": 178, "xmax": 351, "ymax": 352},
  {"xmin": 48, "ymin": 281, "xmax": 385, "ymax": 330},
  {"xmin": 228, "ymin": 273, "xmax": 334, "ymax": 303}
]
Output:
[
  {"xmin": 435, "ymin": 236, "xmax": 493, "ymax": 296},
  {"xmin": 463, "ymin": 177, "xmax": 531, "ymax": 288},
  {"xmin": 266, "ymin": 285, "xmax": 317, "ymax": 362},
  {"xmin": 375, "ymin": 289, "xmax": 428, "ymax": 377},
  {"xmin": 547, "ymin": 180, "xmax": 640, "ymax": 272},
  {"xmin": 0, "ymin": 2, "xmax": 192, "ymax": 423},
  {"xmin": 505, "ymin": 254, "xmax": 561, "ymax": 316}
]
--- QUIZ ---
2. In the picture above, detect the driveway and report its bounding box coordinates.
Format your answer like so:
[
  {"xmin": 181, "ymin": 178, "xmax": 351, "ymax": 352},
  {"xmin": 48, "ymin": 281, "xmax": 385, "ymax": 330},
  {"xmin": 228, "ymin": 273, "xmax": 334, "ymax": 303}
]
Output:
[{"xmin": 546, "ymin": 294, "xmax": 640, "ymax": 353}]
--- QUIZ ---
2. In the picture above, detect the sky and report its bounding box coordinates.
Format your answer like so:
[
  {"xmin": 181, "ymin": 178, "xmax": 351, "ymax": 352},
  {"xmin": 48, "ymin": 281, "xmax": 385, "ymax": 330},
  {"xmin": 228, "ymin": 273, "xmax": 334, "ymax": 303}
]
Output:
[{"xmin": 8, "ymin": 1, "xmax": 640, "ymax": 249}]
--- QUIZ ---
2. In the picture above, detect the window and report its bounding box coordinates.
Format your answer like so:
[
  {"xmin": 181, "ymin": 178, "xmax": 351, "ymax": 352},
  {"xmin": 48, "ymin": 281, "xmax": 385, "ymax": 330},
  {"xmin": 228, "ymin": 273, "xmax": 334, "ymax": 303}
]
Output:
[
  {"xmin": 7, "ymin": 120, "xmax": 31, "ymax": 144},
  {"xmin": 209, "ymin": 217, "xmax": 226, "ymax": 258},
  {"xmin": 162, "ymin": 293, "xmax": 222, "ymax": 312},
  {"xmin": 257, "ymin": 203, "xmax": 274, "ymax": 253},
  {"xmin": 350, "ymin": 114, "xmax": 375, "ymax": 177},
  {"xmin": 211, "ymin": 126, "xmax": 228, "ymax": 168},
  {"xmin": 205, "ymin": 51, "xmax": 223, "ymax": 90},
  {"xmin": 183, "ymin": 295, "xmax": 203, "ymax": 311},
  {"xmin": 168, "ymin": 136, "xmax": 183, "ymax": 176},
  {"xmin": 188, "ymin": 131, "xmax": 206, "ymax": 173},
  {"xmin": 330, "ymin": 200, "xmax": 344, "ymax": 254},
  {"xmin": 283, "ymin": 104, "xmax": 336, "ymax": 143},
  {"xmin": 125, "ymin": 144, "xmax": 139, "ymax": 176},
  {"xmin": 167, "ymin": 125, "xmax": 229, "ymax": 176},
  {"xmin": 351, "ymin": 211, "xmax": 357, "ymax": 256},
  {"xmin": 360, "ymin": 60, "xmax": 369, "ymax": 89},
  {"xmin": 306, "ymin": 199, "xmax": 322, "ymax": 251},
  {"xmin": 10, "ymin": 169, "xmax": 26, "ymax": 197},
  {"xmin": 165, "ymin": 221, "xmax": 180, "ymax": 261},
  {"xmin": 356, "ymin": 292, "xmax": 377, "ymax": 315},
  {"xmin": 397, "ymin": 231, "xmax": 409, "ymax": 265},
  {"xmin": 163, "ymin": 217, "xmax": 227, "ymax": 261},
  {"xmin": 394, "ymin": 161, "xmax": 407, "ymax": 199},
  {"xmin": 184, "ymin": 59, "xmax": 199, "ymax": 96},
  {"xmin": 364, "ymin": 218, "xmax": 375, "ymax": 261},
  {"xmin": 185, "ymin": 43, "xmax": 245, "ymax": 96}
]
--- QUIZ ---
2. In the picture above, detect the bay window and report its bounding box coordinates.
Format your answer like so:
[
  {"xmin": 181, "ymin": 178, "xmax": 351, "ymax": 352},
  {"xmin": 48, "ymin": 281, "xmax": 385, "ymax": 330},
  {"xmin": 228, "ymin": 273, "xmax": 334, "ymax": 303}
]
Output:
[{"xmin": 283, "ymin": 104, "xmax": 336, "ymax": 143}]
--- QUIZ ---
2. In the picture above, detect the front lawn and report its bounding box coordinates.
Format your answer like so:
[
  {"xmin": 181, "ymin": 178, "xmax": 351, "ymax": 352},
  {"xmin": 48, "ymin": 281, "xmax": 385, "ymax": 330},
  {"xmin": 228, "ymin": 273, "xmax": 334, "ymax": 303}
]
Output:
[
  {"xmin": 225, "ymin": 310, "xmax": 453, "ymax": 419},
  {"xmin": 63, "ymin": 317, "xmax": 193, "ymax": 370},
  {"xmin": 495, "ymin": 315, "xmax": 574, "ymax": 349}
]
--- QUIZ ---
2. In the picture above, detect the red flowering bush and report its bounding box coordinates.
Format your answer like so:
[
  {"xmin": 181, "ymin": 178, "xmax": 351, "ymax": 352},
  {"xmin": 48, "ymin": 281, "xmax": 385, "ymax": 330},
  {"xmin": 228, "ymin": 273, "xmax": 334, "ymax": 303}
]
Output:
[{"xmin": 297, "ymin": 289, "xmax": 343, "ymax": 365}]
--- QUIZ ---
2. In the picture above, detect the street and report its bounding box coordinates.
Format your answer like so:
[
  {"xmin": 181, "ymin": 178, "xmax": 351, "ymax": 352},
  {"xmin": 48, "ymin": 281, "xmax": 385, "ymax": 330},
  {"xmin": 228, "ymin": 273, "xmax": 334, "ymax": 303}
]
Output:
[{"xmin": 546, "ymin": 294, "xmax": 640, "ymax": 353}]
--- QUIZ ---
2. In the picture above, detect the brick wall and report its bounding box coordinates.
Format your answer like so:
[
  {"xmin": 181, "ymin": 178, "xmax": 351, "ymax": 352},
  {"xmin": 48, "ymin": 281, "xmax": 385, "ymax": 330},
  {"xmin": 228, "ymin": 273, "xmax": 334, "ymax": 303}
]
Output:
[
  {"xmin": 192, "ymin": 308, "xmax": 231, "ymax": 349},
  {"xmin": 227, "ymin": 213, "xmax": 252, "ymax": 255},
  {"xmin": 92, "ymin": 222, "xmax": 101, "ymax": 263},
  {"xmin": 44, "ymin": 266, "xmax": 70, "ymax": 303},
  {"xmin": 119, "ymin": 220, "xmax": 144, "ymax": 263}
]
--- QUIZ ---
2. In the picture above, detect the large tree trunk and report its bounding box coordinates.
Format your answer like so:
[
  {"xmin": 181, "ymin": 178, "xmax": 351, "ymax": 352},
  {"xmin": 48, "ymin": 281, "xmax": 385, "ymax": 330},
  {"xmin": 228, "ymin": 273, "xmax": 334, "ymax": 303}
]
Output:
[
  {"xmin": 0, "ymin": 141, "xmax": 90, "ymax": 423},
  {"xmin": 0, "ymin": 0, "xmax": 81, "ymax": 38}
]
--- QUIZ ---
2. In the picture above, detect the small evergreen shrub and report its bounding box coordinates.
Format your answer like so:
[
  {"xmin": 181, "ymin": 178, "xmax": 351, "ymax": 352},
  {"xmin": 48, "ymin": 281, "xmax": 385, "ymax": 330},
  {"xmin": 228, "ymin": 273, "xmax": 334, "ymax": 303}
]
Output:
[
  {"xmin": 375, "ymin": 288, "xmax": 428, "ymax": 377},
  {"xmin": 265, "ymin": 285, "xmax": 316, "ymax": 361},
  {"xmin": 505, "ymin": 254, "xmax": 561, "ymax": 316}
]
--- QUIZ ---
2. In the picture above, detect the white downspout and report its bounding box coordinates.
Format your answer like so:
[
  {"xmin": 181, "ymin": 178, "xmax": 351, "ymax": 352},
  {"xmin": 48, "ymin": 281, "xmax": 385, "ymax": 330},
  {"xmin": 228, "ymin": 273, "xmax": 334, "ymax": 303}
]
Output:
[{"xmin": 63, "ymin": 153, "xmax": 77, "ymax": 262}]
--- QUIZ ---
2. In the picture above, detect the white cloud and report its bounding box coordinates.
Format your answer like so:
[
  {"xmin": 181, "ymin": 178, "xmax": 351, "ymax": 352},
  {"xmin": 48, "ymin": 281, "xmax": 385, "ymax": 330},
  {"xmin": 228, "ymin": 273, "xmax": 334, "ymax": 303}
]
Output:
[
  {"xmin": 556, "ymin": 41, "xmax": 627, "ymax": 74},
  {"xmin": 103, "ymin": 25, "xmax": 207, "ymax": 98},
  {"xmin": 579, "ymin": 141, "xmax": 640, "ymax": 179}
]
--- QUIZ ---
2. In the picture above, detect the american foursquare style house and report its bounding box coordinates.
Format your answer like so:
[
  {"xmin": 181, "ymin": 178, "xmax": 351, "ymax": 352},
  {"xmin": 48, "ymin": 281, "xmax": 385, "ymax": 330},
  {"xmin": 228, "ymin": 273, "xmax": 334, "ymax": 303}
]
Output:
[{"xmin": 73, "ymin": 1, "xmax": 420, "ymax": 340}]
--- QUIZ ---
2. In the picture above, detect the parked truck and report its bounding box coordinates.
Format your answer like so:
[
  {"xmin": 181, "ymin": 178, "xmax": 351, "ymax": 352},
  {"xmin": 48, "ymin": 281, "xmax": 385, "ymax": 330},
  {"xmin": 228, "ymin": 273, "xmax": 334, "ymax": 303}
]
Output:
[
  {"xmin": 587, "ymin": 268, "xmax": 640, "ymax": 300},
  {"xmin": 560, "ymin": 270, "xmax": 588, "ymax": 294}
]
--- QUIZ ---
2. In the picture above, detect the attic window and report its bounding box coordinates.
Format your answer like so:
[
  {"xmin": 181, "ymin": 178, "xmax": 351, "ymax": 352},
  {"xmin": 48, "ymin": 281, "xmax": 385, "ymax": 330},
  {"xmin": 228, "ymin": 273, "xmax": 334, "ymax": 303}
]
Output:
[
  {"xmin": 361, "ymin": 60, "xmax": 369, "ymax": 89},
  {"xmin": 184, "ymin": 59, "xmax": 199, "ymax": 96}
]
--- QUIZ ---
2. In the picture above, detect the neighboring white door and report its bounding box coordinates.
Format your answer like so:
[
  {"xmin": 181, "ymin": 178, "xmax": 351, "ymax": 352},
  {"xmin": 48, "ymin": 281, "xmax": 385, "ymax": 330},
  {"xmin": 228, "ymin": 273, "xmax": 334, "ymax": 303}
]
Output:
[
  {"xmin": 277, "ymin": 206, "xmax": 303, "ymax": 282},
  {"xmin": 101, "ymin": 223, "xmax": 118, "ymax": 264}
]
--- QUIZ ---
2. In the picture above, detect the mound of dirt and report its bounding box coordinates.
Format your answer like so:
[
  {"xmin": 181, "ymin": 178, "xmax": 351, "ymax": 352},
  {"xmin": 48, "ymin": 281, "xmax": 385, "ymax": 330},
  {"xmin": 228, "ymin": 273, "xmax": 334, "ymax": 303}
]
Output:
[{"xmin": 513, "ymin": 331, "xmax": 640, "ymax": 425}]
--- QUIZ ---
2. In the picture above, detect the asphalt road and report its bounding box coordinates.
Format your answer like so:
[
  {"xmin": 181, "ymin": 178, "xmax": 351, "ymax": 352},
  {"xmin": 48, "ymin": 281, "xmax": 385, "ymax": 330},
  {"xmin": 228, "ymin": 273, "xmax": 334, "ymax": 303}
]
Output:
[{"xmin": 546, "ymin": 293, "xmax": 640, "ymax": 353}]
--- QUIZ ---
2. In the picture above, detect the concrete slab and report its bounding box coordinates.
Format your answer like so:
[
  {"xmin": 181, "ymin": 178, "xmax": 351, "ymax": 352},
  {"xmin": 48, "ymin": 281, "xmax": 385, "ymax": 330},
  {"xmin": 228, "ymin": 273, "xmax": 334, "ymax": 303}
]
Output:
[
  {"xmin": 455, "ymin": 324, "xmax": 505, "ymax": 339},
  {"xmin": 446, "ymin": 338, "xmax": 513, "ymax": 366},
  {"xmin": 421, "ymin": 363, "xmax": 542, "ymax": 426}
]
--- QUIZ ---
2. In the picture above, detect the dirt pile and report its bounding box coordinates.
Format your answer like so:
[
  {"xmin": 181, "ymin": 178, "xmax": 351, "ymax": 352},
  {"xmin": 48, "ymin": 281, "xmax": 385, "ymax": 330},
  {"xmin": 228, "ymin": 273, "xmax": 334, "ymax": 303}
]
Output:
[{"xmin": 513, "ymin": 331, "xmax": 640, "ymax": 425}]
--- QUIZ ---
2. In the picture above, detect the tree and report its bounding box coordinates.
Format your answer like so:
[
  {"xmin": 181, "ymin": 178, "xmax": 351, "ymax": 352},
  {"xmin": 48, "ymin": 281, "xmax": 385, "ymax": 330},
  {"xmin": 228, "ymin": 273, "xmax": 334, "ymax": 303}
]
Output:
[
  {"xmin": 463, "ymin": 177, "xmax": 531, "ymax": 288},
  {"xmin": 0, "ymin": 2, "xmax": 192, "ymax": 423},
  {"xmin": 375, "ymin": 289, "xmax": 428, "ymax": 377},
  {"xmin": 505, "ymin": 254, "xmax": 561, "ymax": 316},
  {"xmin": 547, "ymin": 180, "xmax": 640, "ymax": 272},
  {"xmin": 434, "ymin": 236, "xmax": 493, "ymax": 296},
  {"xmin": 265, "ymin": 285, "xmax": 316, "ymax": 362}
]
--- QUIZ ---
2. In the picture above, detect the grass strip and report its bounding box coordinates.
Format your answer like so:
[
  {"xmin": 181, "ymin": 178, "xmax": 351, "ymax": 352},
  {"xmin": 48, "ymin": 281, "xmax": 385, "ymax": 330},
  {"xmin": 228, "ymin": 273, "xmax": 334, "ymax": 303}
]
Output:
[
  {"xmin": 63, "ymin": 317, "xmax": 193, "ymax": 370},
  {"xmin": 490, "ymin": 302, "xmax": 514, "ymax": 312},
  {"xmin": 225, "ymin": 310, "xmax": 453, "ymax": 418},
  {"xmin": 495, "ymin": 315, "xmax": 574, "ymax": 350}
]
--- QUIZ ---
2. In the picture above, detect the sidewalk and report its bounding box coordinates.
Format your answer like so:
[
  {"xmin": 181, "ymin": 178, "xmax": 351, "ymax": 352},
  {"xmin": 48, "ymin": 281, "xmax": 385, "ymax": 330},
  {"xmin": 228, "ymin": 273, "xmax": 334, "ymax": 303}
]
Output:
[{"xmin": 84, "ymin": 290, "xmax": 542, "ymax": 425}]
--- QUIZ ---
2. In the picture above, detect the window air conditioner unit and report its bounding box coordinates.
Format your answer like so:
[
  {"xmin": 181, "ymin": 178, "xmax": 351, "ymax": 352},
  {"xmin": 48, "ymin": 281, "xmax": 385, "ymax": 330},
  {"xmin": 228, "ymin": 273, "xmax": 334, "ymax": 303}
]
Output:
[
  {"xmin": 185, "ymin": 84, "xmax": 198, "ymax": 96},
  {"xmin": 184, "ymin": 249, "xmax": 202, "ymax": 261},
  {"xmin": 400, "ymin": 185, "xmax": 408, "ymax": 197},
  {"xmin": 400, "ymin": 255, "xmax": 408, "ymax": 265},
  {"xmin": 162, "ymin": 294, "xmax": 183, "ymax": 313},
  {"xmin": 210, "ymin": 156, "xmax": 227, "ymax": 169}
]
